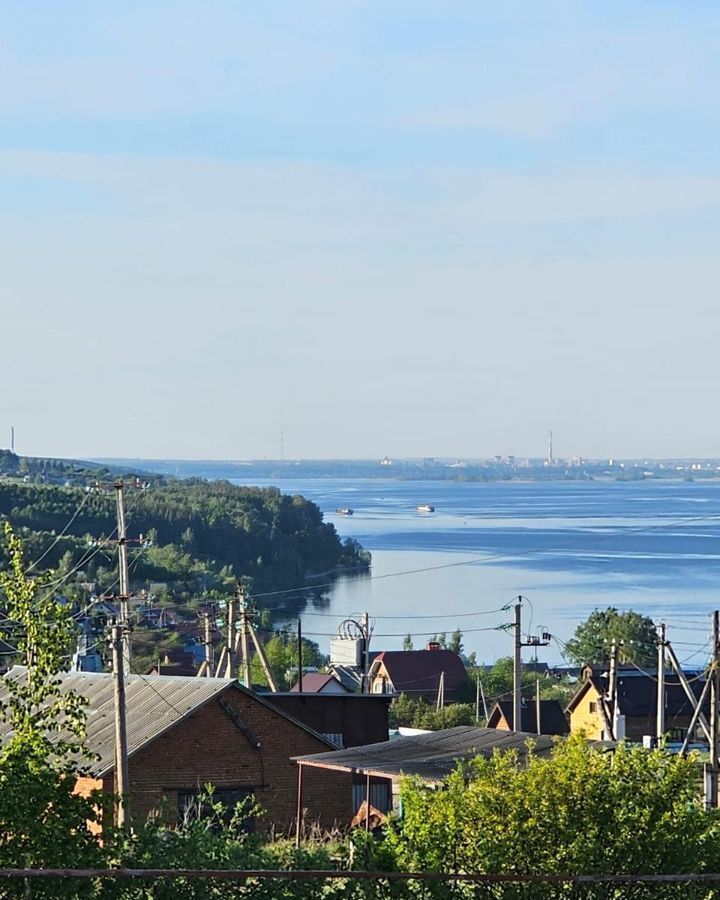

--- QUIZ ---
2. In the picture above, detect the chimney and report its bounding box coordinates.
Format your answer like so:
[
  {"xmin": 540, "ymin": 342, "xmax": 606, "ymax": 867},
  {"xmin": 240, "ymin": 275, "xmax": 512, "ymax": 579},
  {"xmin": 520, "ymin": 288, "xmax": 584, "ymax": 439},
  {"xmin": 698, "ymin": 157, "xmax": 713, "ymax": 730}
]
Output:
[{"xmin": 426, "ymin": 641, "xmax": 440, "ymax": 652}]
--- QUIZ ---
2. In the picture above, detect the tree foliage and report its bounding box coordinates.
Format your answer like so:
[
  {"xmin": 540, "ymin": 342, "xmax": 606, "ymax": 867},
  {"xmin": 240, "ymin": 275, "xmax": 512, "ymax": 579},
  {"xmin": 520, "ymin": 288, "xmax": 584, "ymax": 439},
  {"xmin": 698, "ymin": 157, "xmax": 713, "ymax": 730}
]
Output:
[
  {"xmin": 389, "ymin": 694, "xmax": 476, "ymax": 730},
  {"xmin": 564, "ymin": 607, "xmax": 657, "ymax": 666},
  {"xmin": 0, "ymin": 524, "xmax": 106, "ymax": 894},
  {"xmin": 386, "ymin": 737, "xmax": 720, "ymax": 880}
]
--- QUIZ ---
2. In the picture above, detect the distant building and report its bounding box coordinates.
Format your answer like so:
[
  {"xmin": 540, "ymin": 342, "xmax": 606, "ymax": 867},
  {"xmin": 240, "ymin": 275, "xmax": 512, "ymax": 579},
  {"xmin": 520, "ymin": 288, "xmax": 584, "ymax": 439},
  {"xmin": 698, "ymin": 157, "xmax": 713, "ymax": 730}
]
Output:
[
  {"xmin": 566, "ymin": 667, "xmax": 708, "ymax": 742},
  {"xmin": 289, "ymin": 673, "xmax": 350, "ymax": 694},
  {"xmin": 368, "ymin": 644, "xmax": 469, "ymax": 703},
  {"xmin": 486, "ymin": 699, "xmax": 569, "ymax": 735}
]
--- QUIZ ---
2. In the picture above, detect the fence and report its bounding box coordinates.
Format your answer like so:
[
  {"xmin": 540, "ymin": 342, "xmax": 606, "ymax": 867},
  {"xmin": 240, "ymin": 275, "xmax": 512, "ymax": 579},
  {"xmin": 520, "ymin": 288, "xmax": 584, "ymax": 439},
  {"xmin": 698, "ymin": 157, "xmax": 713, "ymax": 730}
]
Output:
[{"xmin": 2, "ymin": 869, "xmax": 720, "ymax": 899}]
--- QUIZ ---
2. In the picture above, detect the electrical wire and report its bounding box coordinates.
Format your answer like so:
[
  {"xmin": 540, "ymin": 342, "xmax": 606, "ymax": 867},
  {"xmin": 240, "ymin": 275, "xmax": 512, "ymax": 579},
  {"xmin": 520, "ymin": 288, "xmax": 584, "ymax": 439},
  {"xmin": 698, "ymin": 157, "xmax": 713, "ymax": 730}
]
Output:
[
  {"xmin": 25, "ymin": 491, "xmax": 91, "ymax": 574},
  {"xmin": 247, "ymin": 508, "xmax": 720, "ymax": 602}
]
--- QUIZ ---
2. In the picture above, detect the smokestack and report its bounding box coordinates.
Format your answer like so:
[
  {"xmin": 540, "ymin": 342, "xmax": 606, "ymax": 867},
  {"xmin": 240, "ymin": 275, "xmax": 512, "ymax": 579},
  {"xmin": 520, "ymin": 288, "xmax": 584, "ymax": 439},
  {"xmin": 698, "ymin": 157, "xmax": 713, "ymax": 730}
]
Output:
[{"xmin": 426, "ymin": 641, "xmax": 440, "ymax": 652}]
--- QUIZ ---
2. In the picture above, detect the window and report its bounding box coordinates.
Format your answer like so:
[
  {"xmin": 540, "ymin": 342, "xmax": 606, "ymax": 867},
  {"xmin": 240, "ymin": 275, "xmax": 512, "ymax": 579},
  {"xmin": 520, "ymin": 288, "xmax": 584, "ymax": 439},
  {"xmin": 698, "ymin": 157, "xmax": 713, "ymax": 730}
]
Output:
[
  {"xmin": 589, "ymin": 701, "xmax": 598, "ymax": 713},
  {"xmin": 322, "ymin": 732, "xmax": 344, "ymax": 748},
  {"xmin": 177, "ymin": 788, "xmax": 256, "ymax": 832}
]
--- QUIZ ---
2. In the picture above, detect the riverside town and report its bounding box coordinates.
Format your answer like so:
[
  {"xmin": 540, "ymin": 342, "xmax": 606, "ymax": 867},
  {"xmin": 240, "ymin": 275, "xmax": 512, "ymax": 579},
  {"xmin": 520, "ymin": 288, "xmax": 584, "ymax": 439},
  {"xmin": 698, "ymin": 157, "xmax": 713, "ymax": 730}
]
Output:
[{"xmin": 3, "ymin": 3, "xmax": 720, "ymax": 896}]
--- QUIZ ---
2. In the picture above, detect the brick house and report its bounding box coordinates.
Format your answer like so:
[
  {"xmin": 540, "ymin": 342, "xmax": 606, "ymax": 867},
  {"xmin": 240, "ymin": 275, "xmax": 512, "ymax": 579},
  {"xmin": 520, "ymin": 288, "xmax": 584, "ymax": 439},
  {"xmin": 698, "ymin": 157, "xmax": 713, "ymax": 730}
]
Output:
[{"xmin": 1, "ymin": 668, "xmax": 352, "ymax": 833}]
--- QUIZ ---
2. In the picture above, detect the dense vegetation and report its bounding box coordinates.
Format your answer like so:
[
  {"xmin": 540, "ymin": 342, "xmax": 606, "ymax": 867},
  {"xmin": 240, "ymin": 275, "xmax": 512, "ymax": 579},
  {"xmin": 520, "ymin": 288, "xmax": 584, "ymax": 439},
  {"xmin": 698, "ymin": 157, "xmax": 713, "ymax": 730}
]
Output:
[{"xmin": 0, "ymin": 453, "xmax": 369, "ymax": 672}]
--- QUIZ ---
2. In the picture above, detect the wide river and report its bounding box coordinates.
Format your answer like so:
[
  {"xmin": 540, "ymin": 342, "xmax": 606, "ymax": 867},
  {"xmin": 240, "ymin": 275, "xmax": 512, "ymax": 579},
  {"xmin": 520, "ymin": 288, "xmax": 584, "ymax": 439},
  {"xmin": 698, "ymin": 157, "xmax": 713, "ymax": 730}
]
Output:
[{"xmin": 231, "ymin": 477, "xmax": 720, "ymax": 665}]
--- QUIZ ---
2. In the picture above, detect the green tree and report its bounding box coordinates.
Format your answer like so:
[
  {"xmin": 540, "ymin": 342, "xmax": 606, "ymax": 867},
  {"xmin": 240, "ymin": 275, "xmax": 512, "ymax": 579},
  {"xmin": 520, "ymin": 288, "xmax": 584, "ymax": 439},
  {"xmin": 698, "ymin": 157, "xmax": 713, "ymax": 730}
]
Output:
[
  {"xmin": 386, "ymin": 737, "xmax": 720, "ymax": 880},
  {"xmin": 564, "ymin": 607, "xmax": 657, "ymax": 666},
  {"xmin": 447, "ymin": 628, "xmax": 463, "ymax": 655},
  {"xmin": 402, "ymin": 634, "xmax": 414, "ymax": 651},
  {"xmin": 0, "ymin": 525, "xmax": 106, "ymax": 891}
]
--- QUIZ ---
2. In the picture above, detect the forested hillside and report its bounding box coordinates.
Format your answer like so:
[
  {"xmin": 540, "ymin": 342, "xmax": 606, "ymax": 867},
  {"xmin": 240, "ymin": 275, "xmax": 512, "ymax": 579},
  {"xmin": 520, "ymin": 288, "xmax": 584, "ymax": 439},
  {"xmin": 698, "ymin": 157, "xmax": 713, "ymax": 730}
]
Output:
[{"xmin": 0, "ymin": 451, "xmax": 370, "ymax": 627}]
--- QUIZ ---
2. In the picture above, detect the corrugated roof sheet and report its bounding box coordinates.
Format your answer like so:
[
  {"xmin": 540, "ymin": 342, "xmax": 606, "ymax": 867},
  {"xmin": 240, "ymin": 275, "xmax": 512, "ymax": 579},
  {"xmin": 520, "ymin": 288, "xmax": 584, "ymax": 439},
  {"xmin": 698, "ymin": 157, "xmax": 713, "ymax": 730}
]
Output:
[
  {"xmin": 0, "ymin": 668, "xmax": 236, "ymax": 777},
  {"xmin": 294, "ymin": 725, "xmax": 561, "ymax": 783}
]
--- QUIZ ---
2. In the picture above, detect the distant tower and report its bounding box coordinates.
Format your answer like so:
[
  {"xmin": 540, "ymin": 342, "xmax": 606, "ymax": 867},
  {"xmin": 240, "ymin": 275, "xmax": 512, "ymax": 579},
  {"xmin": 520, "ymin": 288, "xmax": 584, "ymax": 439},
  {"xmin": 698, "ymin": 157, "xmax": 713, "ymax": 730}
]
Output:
[
  {"xmin": 10, "ymin": 426, "xmax": 14, "ymax": 453},
  {"xmin": 547, "ymin": 430, "xmax": 553, "ymax": 465}
]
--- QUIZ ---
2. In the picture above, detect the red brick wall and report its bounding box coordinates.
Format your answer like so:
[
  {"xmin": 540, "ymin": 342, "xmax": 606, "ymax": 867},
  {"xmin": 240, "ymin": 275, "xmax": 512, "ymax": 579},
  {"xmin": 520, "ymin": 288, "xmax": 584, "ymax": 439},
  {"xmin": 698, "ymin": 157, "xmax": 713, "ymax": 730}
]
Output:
[{"xmin": 119, "ymin": 688, "xmax": 352, "ymax": 833}]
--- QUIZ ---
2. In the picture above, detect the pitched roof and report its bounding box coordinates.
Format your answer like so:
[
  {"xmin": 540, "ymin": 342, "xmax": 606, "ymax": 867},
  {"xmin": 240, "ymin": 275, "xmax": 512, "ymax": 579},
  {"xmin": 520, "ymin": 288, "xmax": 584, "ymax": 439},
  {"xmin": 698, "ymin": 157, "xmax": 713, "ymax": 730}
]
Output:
[
  {"xmin": 289, "ymin": 673, "xmax": 350, "ymax": 693},
  {"xmin": 488, "ymin": 700, "xmax": 569, "ymax": 735},
  {"xmin": 567, "ymin": 670, "xmax": 708, "ymax": 721},
  {"xmin": 371, "ymin": 650, "xmax": 468, "ymax": 695},
  {"xmin": 294, "ymin": 726, "xmax": 561, "ymax": 783},
  {"xmin": 0, "ymin": 668, "xmax": 335, "ymax": 778}
]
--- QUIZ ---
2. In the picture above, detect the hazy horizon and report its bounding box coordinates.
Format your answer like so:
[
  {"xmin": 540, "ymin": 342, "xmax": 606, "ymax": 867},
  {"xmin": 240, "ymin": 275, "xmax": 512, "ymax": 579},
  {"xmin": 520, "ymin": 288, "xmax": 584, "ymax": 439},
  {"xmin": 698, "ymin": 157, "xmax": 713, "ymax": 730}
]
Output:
[{"xmin": 2, "ymin": 3, "xmax": 719, "ymax": 460}]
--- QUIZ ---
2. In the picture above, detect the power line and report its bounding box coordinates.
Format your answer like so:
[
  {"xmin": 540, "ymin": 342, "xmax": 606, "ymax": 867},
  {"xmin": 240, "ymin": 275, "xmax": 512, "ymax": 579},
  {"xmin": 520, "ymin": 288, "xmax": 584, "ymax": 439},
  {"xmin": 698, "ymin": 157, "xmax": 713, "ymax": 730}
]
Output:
[
  {"xmin": 249, "ymin": 509, "xmax": 720, "ymax": 602},
  {"xmin": 25, "ymin": 491, "xmax": 91, "ymax": 574}
]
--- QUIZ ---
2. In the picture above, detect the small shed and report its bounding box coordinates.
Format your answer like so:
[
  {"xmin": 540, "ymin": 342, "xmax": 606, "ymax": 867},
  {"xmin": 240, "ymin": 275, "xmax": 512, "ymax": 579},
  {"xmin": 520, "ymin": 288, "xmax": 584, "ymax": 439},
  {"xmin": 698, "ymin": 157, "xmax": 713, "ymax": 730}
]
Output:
[
  {"xmin": 487, "ymin": 699, "xmax": 569, "ymax": 735},
  {"xmin": 293, "ymin": 725, "xmax": 560, "ymax": 823}
]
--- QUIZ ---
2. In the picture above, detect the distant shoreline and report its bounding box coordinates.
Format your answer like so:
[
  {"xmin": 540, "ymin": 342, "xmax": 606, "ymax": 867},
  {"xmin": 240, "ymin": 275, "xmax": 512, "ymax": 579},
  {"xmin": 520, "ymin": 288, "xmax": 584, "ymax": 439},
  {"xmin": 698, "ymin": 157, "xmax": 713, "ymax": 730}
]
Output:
[{"xmin": 89, "ymin": 457, "xmax": 720, "ymax": 486}]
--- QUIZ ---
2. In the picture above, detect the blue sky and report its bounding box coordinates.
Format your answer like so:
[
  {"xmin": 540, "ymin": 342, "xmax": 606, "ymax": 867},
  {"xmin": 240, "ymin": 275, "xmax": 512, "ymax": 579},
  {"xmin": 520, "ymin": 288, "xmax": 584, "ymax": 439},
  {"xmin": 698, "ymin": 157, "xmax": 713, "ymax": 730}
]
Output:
[{"xmin": 2, "ymin": 1, "xmax": 720, "ymax": 459}]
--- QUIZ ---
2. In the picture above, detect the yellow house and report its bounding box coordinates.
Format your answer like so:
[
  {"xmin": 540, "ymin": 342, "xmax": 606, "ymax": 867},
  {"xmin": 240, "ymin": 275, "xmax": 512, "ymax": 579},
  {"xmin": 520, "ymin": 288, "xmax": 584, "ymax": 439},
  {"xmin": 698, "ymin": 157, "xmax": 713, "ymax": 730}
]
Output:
[
  {"xmin": 566, "ymin": 678, "xmax": 612, "ymax": 740},
  {"xmin": 566, "ymin": 669, "xmax": 708, "ymax": 743}
]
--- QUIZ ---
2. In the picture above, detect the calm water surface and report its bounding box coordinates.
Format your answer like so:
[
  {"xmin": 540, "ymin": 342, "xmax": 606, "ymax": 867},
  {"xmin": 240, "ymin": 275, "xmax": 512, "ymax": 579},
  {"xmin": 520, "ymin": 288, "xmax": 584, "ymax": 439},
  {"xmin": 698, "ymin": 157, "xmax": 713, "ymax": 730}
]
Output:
[{"xmin": 231, "ymin": 478, "xmax": 720, "ymax": 664}]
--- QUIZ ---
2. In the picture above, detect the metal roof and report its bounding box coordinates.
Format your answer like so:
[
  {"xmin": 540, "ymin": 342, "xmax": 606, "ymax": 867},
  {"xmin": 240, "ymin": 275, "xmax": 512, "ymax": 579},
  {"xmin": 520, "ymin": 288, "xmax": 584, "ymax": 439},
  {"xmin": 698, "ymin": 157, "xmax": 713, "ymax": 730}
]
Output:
[
  {"xmin": 293, "ymin": 725, "xmax": 560, "ymax": 783},
  {"xmin": 0, "ymin": 669, "xmax": 244, "ymax": 777}
]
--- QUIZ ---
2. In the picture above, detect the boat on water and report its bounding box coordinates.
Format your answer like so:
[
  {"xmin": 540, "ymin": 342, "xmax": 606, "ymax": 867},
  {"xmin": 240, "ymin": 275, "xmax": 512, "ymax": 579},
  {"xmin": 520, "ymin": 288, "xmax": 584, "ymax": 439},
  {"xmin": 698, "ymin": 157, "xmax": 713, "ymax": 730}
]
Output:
[
  {"xmin": 416, "ymin": 504, "xmax": 435, "ymax": 513},
  {"xmin": 335, "ymin": 507, "xmax": 354, "ymax": 516}
]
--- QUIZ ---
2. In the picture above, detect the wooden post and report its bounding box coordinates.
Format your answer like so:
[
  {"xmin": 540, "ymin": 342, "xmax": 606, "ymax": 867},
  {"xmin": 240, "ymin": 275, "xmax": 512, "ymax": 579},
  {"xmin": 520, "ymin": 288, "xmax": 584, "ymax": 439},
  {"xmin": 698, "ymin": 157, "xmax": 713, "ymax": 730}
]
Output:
[
  {"xmin": 114, "ymin": 482, "xmax": 132, "ymax": 676},
  {"xmin": 513, "ymin": 599, "xmax": 522, "ymax": 731},
  {"xmin": 239, "ymin": 588, "xmax": 251, "ymax": 688},
  {"xmin": 204, "ymin": 612, "xmax": 212, "ymax": 676},
  {"xmin": 657, "ymin": 623, "xmax": 666, "ymax": 740},
  {"xmin": 249, "ymin": 624, "xmax": 278, "ymax": 692},
  {"xmin": 295, "ymin": 764, "xmax": 304, "ymax": 847},
  {"xmin": 225, "ymin": 597, "xmax": 236, "ymax": 679},
  {"xmin": 111, "ymin": 622, "xmax": 130, "ymax": 827},
  {"xmin": 298, "ymin": 618, "xmax": 303, "ymax": 693},
  {"xmin": 365, "ymin": 773, "xmax": 371, "ymax": 832},
  {"xmin": 479, "ymin": 678, "xmax": 489, "ymax": 720},
  {"xmin": 710, "ymin": 611, "xmax": 719, "ymax": 807},
  {"xmin": 666, "ymin": 642, "xmax": 712, "ymax": 742}
]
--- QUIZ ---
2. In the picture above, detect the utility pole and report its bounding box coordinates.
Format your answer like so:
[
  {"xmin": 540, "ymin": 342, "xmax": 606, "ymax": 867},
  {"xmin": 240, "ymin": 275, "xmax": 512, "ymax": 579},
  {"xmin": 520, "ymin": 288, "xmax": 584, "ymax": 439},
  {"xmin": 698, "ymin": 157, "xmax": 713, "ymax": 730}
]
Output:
[
  {"xmin": 710, "ymin": 611, "xmax": 720, "ymax": 808},
  {"xmin": 536, "ymin": 678, "xmax": 542, "ymax": 735},
  {"xmin": 110, "ymin": 622, "xmax": 130, "ymax": 827},
  {"xmin": 607, "ymin": 638, "xmax": 619, "ymax": 741},
  {"xmin": 436, "ymin": 670, "xmax": 445, "ymax": 710},
  {"xmin": 513, "ymin": 599, "xmax": 522, "ymax": 731},
  {"xmin": 114, "ymin": 482, "xmax": 132, "ymax": 676},
  {"xmin": 657, "ymin": 623, "xmax": 666, "ymax": 740},
  {"xmin": 297, "ymin": 618, "xmax": 303, "ymax": 693},
  {"xmin": 224, "ymin": 595, "xmax": 236, "ymax": 679},
  {"xmin": 238, "ymin": 587, "xmax": 251, "ymax": 688},
  {"xmin": 475, "ymin": 674, "xmax": 480, "ymax": 722},
  {"xmin": 361, "ymin": 611, "xmax": 370, "ymax": 694},
  {"xmin": 196, "ymin": 611, "xmax": 213, "ymax": 677},
  {"xmin": 479, "ymin": 678, "xmax": 489, "ymax": 720}
]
